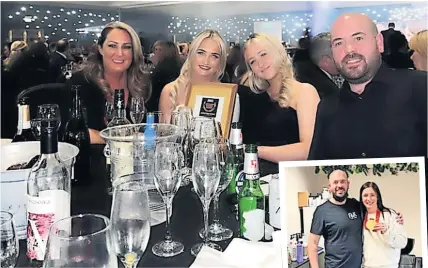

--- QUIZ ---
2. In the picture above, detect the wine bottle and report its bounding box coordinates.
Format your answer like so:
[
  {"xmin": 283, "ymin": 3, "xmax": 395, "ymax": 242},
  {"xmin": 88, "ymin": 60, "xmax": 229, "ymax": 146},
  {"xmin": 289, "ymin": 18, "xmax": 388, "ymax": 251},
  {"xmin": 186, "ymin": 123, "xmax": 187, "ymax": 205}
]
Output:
[
  {"xmin": 26, "ymin": 120, "xmax": 71, "ymax": 266},
  {"xmin": 227, "ymin": 122, "xmax": 244, "ymax": 206},
  {"xmin": 62, "ymin": 85, "xmax": 91, "ymax": 186},
  {"xmin": 12, "ymin": 97, "xmax": 36, "ymax": 142}
]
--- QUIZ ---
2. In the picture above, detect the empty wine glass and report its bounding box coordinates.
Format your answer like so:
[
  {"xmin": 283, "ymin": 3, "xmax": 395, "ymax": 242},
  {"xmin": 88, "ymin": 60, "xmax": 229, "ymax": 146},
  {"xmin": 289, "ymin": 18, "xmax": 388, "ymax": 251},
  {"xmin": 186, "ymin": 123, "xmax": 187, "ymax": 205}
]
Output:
[
  {"xmin": 105, "ymin": 101, "xmax": 114, "ymax": 125},
  {"xmin": 199, "ymin": 138, "xmax": 234, "ymax": 242},
  {"xmin": 130, "ymin": 97, "xmax": 146, "ymax": 124},
  {"xmin": 191, "ymin": 141, "xmax": 222, "ymax": 256},
  {"xmin": 31, "ymin": 104, "xmax": 62, "ymax": 140},
  {"xmin": 111, "ymin": 176, "xmax": 151, "ymax": 268},
  {"xmin": 43, "ymin": 214, "xmax": 118, "ymax": 268},
  {"xmin": 191, "ymin": 117, "xmax": 215, "ymax": 146},
  {"xmin": 152, "ymin": 142, "xmax": 185, "ymax": 257},
  {"xmin": 171, "ymin": 107, "xmax": 193, "ymax": 186},
  {"xmin": 0, "ymin": 212, "xmax": 19, "ymax": 268}
]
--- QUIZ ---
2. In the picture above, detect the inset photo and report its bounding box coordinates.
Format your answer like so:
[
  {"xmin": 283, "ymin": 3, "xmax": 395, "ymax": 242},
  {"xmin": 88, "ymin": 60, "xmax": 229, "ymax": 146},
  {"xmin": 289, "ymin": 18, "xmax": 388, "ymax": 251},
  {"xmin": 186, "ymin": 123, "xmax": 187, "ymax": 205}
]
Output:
[{"xmin": 279, "ymin": 157, "xmax": 427, "ymax": 268}]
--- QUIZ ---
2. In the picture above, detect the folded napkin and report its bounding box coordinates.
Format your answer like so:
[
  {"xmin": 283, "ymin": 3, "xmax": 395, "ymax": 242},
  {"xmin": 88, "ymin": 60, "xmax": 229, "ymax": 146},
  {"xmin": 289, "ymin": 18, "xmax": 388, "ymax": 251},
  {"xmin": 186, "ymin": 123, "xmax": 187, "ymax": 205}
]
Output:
[{"xmin": 190, "ymin": 231, "xmax": 284, "ymax": 268}]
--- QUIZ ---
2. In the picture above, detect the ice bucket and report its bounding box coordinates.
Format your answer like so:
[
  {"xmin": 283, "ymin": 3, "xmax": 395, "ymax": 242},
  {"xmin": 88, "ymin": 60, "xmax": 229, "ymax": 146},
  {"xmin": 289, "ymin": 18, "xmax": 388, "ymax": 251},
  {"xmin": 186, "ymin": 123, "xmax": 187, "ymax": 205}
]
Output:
[{"xmin": 0, "ymin": 141, "xmax": 79, "ymax": 239}]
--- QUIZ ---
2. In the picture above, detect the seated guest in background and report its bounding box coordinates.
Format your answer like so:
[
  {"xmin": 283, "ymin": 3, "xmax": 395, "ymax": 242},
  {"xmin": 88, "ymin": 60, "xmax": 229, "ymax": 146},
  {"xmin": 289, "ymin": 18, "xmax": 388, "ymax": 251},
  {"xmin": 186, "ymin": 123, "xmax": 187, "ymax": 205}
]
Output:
[
  {"xmin": 150, "ymin": 40, "xmax": 165, "ymax": 66},
  {"xmin": 294, "ymin": 32, "xmax": 342, "ymax": 99},
  {"xmin": 382, "ymin": 30, "xmax": 414, "ymax": 69},
  {"xmin": 49, "ymin": 39, "xmax": 70, "ymax": 82},
  {"xmin": 70, "ymin": 21, "xmax": 151, "ymax": 144},
  {"xmin": 225, "ymin": 44, "xmax": 242, "ymax": 82},
  {"xmin": 292, "ymin": 37, "xmax": 311, "ymax": 64},
  {"xmin": 409, "ymin": 30, "xmax": 427, "ymax": 71},
  {"xmin": 159, "ymin": 29, "xmax": 240, "ymax": 123},
  {"xmin": 360, "ymin": 181, "xmax": 407, "ymax": 268},
  {"xmin": 240, "ymin": 33, "xmax": 319, "ymax": 163},
  {"xmin": 2, "ymin": 42, "xmax": 12, "ymax": 61},
  {"xmin": 148, "ymin": 41, "xmax": 182, "ymax": 112},
  {"xmin": 309, "ymin": 13, "xmax": 427, "ymax": 160}
]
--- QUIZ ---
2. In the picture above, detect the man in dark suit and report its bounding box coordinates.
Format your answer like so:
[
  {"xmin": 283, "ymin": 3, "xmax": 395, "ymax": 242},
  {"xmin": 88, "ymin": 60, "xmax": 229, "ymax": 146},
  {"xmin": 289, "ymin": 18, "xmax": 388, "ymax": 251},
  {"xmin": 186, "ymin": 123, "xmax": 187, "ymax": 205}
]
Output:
[
  {"xmin": 49, "ymin": 39, "xmax": 69, "ymax": 82},
  {"xmin": 381, "ymin": 22, "xmax": 400, "ymax": 55},
  {"xmin": 294, "ymin": 32, "xmax": 342, "ymax": 99}
]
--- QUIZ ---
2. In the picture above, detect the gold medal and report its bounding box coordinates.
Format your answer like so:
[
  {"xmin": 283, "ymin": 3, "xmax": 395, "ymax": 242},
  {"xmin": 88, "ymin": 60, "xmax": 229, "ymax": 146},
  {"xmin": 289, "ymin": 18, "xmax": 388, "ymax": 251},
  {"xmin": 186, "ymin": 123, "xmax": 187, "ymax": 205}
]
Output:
[{"xmin": 366, "ymin": 219, "xmax": 376, "ymax": 231}]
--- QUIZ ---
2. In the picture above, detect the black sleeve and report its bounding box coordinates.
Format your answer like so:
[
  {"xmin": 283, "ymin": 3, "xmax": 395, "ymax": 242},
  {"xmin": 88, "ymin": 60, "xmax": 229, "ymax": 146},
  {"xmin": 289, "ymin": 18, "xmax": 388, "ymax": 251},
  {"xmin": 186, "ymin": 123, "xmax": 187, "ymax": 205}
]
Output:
[
  {"xmin": 310, "ymin": 206, "xmax": 325, "ymax": 236},
  {"xmin": 308, "ymin": 101, "xmax": 325, "ymax": 160},
  {"xmin": 412, "ymin": 71, "xmax": 427, "ymax": 157}
]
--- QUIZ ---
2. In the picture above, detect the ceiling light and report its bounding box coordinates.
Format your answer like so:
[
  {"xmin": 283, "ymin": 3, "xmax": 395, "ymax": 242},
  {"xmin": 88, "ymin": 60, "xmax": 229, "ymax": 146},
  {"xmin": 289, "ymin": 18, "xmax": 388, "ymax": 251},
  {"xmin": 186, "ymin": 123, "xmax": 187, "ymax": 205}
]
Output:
[
  {"xmin": 21, "ymin": 7, "xmax": 26, "ymax": 11},
  {"xmin": 89, "ymin": 13, "xmax": 93, "ymax": 16},
  {"xmin": 36, "ymin": 26, "xmax": 40, "ymax": 29},
  {"xmin": 57, "ymin": 14, "xmax": 60, "ymax": 17},
  {"xmin": 60, "ymin": 8, "xmax": 64, "ymax": 12},
  {"xmin": 52, "ymin": 32, "xmax": 55, "ymax": 35},
  {"xmin": 44, "ymin": 35, "xmax": 49, "ymax": 39},
  {"xmin": 90, "ymin": 19, "xmax": 94, "ymax": 23},
  {"xmin": 25, "ymin": 25, "xmax": 29, "ymax": 28},
  {"xmin": 64, "ymin": 19, "xmax": 68, "ymax": 22},
  {"xmin": 67, "ymin": 12, "xmax": 71, "ymax": 15},
  {"xmin": 72, "ymin": 11, "xmax": 76, "ymax": 14},
  {"xmin": 41, "ymin": 20, "xmax": 44, "ymax": 23},
  {"xmin": 102, "ymin": 18, "xmax": 106, "ymax": 21},
  {"xmin": 16, "ymin": 12, "xmax": 20, "ymax": 15},
  {"xmin": 77, "ymin": 15, "xmax": 81, "ymax": 18},
  {"xmin": 8, "ymin": 15, "xmax": 13, "ymax": 19},
  {"xmin": 44, "ymin": 16, "xmax": 48, "ymax": 19},
  {"xmin": 36, "ymin": 10, "xmax": 40, "ymax": 13},
  {"xmin": 46, "ymin": 10, "xmax": 50, "ymax": 14},
  {"xmin": 58, "ymin": 23, "xmax": 62, "ymax": 26},
  {"xmin": 67, "ymin": 32, "xmax": 70, "ymax": 35},
  {"xmin": 48, "ymin": 24, "xmax": 52, "ymax": 27},
  {"xmin": 85, "ymin": 23, "xmax": 89, "ymax": 26},
  {"xmin": 30, "ymin": 6, "xmax": 33, "ymax": 9},
  {"xmin": 54, "ymin": 27, "xmax": 57, "ymax": 30},
  {"xmin": 84, "ymin": 14, "xmax": 87, "ymax": 16},
  {"xmin": 62, "ymin": 29, "xmax": 66, "ymax": 32}
]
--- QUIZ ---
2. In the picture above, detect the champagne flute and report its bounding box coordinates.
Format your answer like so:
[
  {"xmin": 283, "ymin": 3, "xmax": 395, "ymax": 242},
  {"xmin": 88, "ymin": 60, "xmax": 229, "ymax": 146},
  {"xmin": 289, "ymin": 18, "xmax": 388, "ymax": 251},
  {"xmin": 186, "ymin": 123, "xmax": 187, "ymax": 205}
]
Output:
[
  {"xmin": 0, "ymin": 212, "xmax": 19, "ymax": 268},
  {"xmin": 199, "ymin": 138, "xmax": 234, "ymax": 242},
  {"xmin": 43, "ymin": 214, "xmax": 118, "ymax": 268},
  {"xmin": 191, "ymin": 141, "xmax": 222, "ymax": 256},
  {"xmin": 130, "ymin": 97, "xmax": 146, "ymax": 124},
  {"xmin": 111, "ymin": 175, "xmax": 151, "ymax": 268},
  {"xmin": 152, "ymin": 142, "xmax": 185, "ymax": 257}
]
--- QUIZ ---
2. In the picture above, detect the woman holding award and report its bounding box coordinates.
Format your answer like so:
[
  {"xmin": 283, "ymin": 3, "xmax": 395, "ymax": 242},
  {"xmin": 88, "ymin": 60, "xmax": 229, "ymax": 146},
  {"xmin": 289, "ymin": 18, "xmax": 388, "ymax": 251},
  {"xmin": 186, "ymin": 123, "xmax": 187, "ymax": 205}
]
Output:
[
  {"xmin": 360, "ymin": 182, "xmax": 408, "ymax": 268},
  {"xmin": 159, "ymin": 29, "xmax": 240, "ymax": 123}
]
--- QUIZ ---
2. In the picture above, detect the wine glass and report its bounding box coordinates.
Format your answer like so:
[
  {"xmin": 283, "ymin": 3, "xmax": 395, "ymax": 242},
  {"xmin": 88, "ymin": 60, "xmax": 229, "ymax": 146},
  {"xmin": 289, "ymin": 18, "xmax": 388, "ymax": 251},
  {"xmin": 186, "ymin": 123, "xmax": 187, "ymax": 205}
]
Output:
[
  {"xmin": 105, "ymin": 101, "xmax": 114, "ymax": 125},
  {"xmin": 130, "ymin": 97, "xmax": 146, "ymax": 124},
  {"xmin": 191, "ymin": 141, "xmax": 222, "ymax": 256},
  {"xmin": 111, "ymin": 176, "xmax": 151, "ymax": 268},
  {"xmin": 43, "ymin": 214, "xmax": 118, "ymax": 268},
  {"xmin": 199, "ymin": 138, "xmax": 234, "ymax": 242},
  {"xmin": 171, "ymin": 107, "xmax": 193, "ymax": 186},
  {"xmin": 190, "ymin": 117, "xmax": 215, "ymax": 146},
  {"xmin": 152, "ymin": 142, "xmax": 185, "ymax": 257},
  {"xmin": 0, "ymin": 212, "xmax": 19, "ymax": 268}
]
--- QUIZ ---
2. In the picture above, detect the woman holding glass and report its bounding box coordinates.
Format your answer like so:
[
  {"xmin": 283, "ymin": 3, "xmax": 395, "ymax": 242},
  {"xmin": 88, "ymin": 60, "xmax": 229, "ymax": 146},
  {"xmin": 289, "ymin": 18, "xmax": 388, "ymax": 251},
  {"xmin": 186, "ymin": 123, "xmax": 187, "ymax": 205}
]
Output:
[
  {"xmin": 159, "ymin": 29, "xmax": 240, "ymax": 124},
  {"xmin": 69, "ymin": 21, "xmax": 151, "ymax": 144}
]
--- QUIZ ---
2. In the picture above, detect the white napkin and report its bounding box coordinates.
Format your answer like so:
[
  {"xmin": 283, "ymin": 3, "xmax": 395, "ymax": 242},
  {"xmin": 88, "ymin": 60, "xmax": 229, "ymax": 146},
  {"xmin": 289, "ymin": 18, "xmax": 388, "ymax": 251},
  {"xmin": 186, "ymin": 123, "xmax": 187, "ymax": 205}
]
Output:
[{"xmin": 190, "ymin": 231, "xmax": 284, "ymax": 268}]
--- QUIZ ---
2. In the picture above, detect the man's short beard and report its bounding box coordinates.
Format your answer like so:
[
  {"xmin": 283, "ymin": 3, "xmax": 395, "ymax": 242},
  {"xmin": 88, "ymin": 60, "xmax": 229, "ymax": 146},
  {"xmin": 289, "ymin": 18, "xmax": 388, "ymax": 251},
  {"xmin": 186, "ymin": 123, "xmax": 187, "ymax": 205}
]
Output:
[{"xmin": 332, "ymin": 192, "xmax": 348, "ymax": 202}]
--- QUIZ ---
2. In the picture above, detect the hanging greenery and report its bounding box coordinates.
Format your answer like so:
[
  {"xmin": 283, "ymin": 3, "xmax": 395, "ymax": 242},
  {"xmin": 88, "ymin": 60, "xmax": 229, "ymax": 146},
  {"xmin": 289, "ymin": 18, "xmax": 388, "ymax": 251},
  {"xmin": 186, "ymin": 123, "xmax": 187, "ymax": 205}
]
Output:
[{"xmin": 314, "ymin": 163, "xmax": 419, "ymax": 177}]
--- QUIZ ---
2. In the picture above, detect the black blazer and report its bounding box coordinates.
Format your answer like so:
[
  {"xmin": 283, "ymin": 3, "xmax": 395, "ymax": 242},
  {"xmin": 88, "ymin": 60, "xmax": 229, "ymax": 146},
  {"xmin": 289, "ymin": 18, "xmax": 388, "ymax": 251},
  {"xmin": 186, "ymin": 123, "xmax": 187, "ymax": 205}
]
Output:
[{"xmin": 294, "ymin": 61, "xmax": 339, "ymax": 99}]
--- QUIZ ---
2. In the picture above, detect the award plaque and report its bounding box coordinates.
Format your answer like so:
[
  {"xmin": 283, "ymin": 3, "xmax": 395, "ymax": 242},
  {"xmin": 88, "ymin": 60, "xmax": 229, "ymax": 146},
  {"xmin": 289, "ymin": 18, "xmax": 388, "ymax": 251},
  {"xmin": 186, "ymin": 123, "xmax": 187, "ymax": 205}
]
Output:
[{"xmin": 187, "ymin": 82, "xmax": 238, "ymax": 137}]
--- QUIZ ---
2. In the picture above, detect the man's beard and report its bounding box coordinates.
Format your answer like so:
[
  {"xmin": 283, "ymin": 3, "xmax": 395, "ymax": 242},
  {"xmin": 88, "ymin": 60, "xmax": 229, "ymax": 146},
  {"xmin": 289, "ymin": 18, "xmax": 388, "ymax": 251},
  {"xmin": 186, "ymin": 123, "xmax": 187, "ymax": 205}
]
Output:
[
  {"xmin": 332, "ymin": 191, "xmax": 348, "ymax": 202},
  {"xmin": 336, "ymin": 53, "xmax": 381, "ymax": 84}
]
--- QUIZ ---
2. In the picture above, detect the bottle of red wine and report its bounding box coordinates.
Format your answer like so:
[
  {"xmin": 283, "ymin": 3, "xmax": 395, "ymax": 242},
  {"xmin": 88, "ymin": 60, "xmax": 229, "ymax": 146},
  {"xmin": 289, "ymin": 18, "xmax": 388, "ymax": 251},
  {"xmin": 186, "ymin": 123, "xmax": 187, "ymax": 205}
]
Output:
[
  {"xmin": 62, "ymin": 85, "xmax": 91, "ymax": 186},
  {"xmin": 12, "ymin": 97, "xmax": 36, "ymax": 142}
]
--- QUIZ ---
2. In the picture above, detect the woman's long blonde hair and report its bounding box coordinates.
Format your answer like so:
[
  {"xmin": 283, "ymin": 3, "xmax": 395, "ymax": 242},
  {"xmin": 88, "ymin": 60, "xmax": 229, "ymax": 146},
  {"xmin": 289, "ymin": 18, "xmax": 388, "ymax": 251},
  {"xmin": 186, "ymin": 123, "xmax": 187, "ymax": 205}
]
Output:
[
  {"xmin": 78, "ymin": 21, "xmax": 151, "ymax": 101},
  {"xmin": 4, "ymin": 41, "xmax": 28, "ymax": 69},
  {"xmin": 409, "ymin": 30, "xmax": 427, "ymax": 58},
  {"xmin": 169, "ymin": 29, "xmax": 227, "ymax": 109},
  {"xmin": 243, "ymin": 33, "xmax": 296, "ymax": 108}
]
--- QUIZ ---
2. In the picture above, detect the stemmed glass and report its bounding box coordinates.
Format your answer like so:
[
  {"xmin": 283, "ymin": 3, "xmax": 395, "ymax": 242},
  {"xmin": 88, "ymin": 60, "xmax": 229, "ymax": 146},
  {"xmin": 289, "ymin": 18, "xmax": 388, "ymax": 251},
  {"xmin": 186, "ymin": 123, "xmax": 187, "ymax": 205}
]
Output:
[
  {"xmin": 152, "ymin": 142, "xmax": 185, "ymax": 257},
  {"xmin": 111, "ymin": 175, "xmax": 151, "ymax": 268},
  {"xmin": 31, "ymin": 104, "xmax": 61, "ymax": 140},
  {"xmin": 0, "ymin": 212, "xmax": 19, "ymax": 268},
  {"xmin": 43, "ymin": 214, "xmax": 118, "ymax": 268},
  {"xmin": 199, "ymin": 138, "xmax": 234, "ymax": 242},
  {"xmin": 171, "ymin": 107, "xmax": 193, "ymax": 186},
  {"xmin": 130, "ymin": 97, "xmax": 146, "ymax": 124},
  {"xmin": 191, "ymin": 141, "xmax": 222, "ymax": 256}
]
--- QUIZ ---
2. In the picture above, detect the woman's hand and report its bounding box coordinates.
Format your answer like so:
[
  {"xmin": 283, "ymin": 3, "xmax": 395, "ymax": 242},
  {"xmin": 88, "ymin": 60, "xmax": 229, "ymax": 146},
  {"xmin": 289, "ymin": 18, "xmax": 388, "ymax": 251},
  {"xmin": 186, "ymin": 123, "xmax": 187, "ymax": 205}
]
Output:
[
  {"xmin": 396, "ymin": 212, "xmax": 404, "ymax": 225},
  {"xmin": 373, "ymin": 223, "xmax": 388, "ymax": 234}
]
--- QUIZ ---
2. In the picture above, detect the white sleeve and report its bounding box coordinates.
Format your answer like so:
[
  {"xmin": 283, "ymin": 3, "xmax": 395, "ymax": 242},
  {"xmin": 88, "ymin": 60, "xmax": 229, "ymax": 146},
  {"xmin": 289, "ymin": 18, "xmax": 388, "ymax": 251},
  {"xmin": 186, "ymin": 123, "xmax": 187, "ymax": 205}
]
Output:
[{"xmin": 384, "ymin": 211, "xmax": 408, "ymax": 249}]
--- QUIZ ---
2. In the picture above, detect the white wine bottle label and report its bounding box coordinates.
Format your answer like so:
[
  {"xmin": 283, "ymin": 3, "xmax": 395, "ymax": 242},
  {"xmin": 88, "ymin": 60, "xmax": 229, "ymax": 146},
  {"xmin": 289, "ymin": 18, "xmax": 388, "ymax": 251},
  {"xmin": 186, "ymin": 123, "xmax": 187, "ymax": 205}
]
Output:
[{"xmin": 26, "ymin": 195, "xmax": 55, "ymax": 261}]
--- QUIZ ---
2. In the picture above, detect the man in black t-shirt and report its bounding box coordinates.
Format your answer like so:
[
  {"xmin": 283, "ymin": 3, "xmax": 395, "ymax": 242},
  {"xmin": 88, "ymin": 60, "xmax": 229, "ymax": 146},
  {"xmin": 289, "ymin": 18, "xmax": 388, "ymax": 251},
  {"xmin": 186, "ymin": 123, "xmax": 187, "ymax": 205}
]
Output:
[{"xmin": 308, "ymin": 169, "xmax": 363, "ymax": 268}]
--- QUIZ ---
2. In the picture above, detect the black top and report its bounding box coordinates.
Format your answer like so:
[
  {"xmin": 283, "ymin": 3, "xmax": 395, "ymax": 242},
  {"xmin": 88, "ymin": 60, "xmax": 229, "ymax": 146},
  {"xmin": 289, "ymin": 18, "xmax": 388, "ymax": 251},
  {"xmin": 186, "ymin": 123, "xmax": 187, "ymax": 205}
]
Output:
[
  {"xmin": 238, "ymin": 85, "xmax": 300, "ymax": 147},
  {"xmin": 308, "ymin": 64, "xmax": 427, "ymax": 160},
  {"xmin": 67, "ymin": 71, "xmax": 108, "ymax": 131},
  {"xmin": 310, "ymin": 198, "xmax": 363, "ymax": 268}
]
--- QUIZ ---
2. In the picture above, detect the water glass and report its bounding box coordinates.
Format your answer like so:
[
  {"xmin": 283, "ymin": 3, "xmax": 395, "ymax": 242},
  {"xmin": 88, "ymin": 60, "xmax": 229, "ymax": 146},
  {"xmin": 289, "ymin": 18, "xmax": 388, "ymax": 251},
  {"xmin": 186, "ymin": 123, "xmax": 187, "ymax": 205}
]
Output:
[
  {"xmin": 43, "ymin": 214, "xmax": 118, "ymax": 268},
  {"xmin": 199, "ymin": 138, "xmax": 234, "ymax": 242},
  {"xmin": 152, "ymin": 142, "xmax": 185, "ymax": 257},
  {"xmin": 130, "ymin": 97, "xmax": 146, "ymax": 124},
  {"xmin": 111, "ymin": 176, "xmax": 151, "ymax": 268},
  {"xmin": 0, "ymin": 212, "xmax": 19, "ymax": 268},
  {"xmin": 191, "ymin": 142, "xmax": 222, "ymax": 256}
]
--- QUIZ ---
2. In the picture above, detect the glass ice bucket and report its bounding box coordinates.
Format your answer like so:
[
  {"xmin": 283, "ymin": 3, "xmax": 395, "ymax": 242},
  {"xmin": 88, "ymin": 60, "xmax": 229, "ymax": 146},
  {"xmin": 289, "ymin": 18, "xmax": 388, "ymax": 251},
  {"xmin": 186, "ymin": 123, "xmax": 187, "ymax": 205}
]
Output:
[{"xmin": 100, "ymin": 123, "xmax": 180, "ymax": 189}]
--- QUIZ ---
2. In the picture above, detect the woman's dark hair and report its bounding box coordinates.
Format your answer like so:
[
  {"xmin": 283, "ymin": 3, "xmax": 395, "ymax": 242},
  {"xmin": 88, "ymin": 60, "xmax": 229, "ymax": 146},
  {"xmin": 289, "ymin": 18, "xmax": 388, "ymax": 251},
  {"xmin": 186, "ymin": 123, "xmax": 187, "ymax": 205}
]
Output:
[{"xmin": 359, "ymin": 181, "xmax": 394, "ymax": 219}]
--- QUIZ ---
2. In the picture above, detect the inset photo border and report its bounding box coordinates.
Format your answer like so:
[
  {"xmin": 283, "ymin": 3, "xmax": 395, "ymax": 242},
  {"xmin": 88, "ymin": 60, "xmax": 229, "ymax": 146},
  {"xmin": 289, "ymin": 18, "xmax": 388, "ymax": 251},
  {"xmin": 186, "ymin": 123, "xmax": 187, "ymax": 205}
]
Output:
[{"xmin": 279, "ymin": 157, "xmax": 427, "ymax": 268}]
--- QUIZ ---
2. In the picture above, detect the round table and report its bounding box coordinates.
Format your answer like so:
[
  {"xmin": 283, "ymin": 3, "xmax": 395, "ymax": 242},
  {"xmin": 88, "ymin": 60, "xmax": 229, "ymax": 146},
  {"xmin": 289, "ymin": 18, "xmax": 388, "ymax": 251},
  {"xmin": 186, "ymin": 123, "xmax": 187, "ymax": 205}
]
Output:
[{"xmin": 15, "ymin": 145, "xmax": 278, "ymax": 267}]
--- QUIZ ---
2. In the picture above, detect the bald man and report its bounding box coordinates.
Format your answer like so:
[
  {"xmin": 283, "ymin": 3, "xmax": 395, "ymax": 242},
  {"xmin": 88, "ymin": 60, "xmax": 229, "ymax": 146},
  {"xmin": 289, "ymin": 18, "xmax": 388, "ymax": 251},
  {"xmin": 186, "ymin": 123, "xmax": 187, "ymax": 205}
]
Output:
[{"xmin": 308, "ymin": 13, "xmax": 427, "ymax": 161}]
